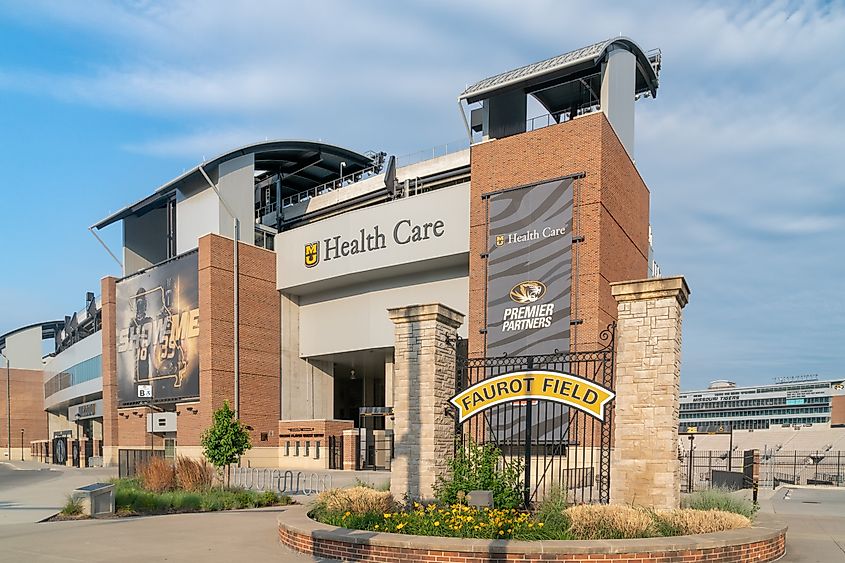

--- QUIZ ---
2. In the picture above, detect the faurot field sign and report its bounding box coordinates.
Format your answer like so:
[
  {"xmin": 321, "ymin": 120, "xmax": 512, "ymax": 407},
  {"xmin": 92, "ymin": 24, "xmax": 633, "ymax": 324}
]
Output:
[{"xmin": 449, "ymin": 370, "xmax": 615, "ymax": 423}]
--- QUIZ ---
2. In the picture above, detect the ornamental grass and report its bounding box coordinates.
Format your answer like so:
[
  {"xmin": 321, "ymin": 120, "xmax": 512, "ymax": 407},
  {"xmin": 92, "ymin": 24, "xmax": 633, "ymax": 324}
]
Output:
[
  {"xmin": 653, "ymin": 508, "xmax": 751, "ymax": 535},
  {"xmin": 315, "ymin": 486, "xmax": 395, "ymax": 516}
]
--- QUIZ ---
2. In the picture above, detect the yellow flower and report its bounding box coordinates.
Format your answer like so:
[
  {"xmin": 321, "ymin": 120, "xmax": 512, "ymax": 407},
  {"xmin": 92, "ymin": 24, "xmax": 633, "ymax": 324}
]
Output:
[
  {"xmin": 396, "ymin": 523, "xmax": 405, "ymax": 530},
  {"xmin": 538, "ymin": 522, "xmax": 544, "ymax": 528},
  {"xmin": 499, "ymin": 530, "xmax": 504, "ymax": 535},
  {"xmin": 384, "ymin": 513, "xmax": 391, "ymax": 519},
  {"xmin": 434, "ymin": 521, "xmax": 440, "ymax": 527},
  {"xmin": 528, "ymin": 523, "xmax": 534, "ymax": 528}
]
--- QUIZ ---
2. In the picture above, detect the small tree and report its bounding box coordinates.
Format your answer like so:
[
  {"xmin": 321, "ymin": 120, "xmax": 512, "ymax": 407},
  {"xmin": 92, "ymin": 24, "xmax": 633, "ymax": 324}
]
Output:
[{"xmin": 201, "ymin": 401, "xmax": 251, "ymax": 487}]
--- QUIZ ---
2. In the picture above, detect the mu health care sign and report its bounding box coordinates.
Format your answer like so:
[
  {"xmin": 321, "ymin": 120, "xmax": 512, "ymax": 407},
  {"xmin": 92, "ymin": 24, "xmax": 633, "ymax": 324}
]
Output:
[
  {"xmin": 450, "ymin": 370, "xmax": 614, "ymax": 423},
  {"xmin": 486, "ymin": 177, "xmax": 574, "ymax": 357},
  {"xmin": 277, "ymin": 184, "xmax": 469, "ymax": 292}
]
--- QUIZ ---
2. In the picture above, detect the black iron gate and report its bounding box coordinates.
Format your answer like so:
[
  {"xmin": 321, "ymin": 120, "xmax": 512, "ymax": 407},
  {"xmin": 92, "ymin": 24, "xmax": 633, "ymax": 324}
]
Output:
[
  {"xmin": 454, "ymin": 325, "xmax": 615, "ymax": 507},
  {"xmin": 328, "ymin": 435, "xmax": 343, "ymax": 470}
]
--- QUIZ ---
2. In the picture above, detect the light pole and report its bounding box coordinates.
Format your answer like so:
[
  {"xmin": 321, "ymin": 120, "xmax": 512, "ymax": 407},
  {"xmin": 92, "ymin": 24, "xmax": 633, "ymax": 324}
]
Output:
[
  {"xmin": 20, "ymin": 429, "xmax": 23, "ymax": 461},
  {"xmin": 1, "ymin": 351, "xmax": 9, "ymax": 461}
]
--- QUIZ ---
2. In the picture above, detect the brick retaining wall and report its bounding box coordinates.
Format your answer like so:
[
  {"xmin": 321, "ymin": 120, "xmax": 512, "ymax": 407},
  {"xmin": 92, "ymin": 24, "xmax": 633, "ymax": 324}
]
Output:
[{"xmin": 277, "ymin": 505, "xmax": 786, "ymax": 563}]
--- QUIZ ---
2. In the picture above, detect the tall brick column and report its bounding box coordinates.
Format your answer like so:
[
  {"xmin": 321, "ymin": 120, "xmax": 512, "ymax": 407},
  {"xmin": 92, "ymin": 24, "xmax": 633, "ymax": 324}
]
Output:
[
  {"xmin": 609, "ymin": 276, "xmax": 690, "ymax": 509},
  {"xmin": 100, "ymin": 276, "xmax": 120, "ymax": 466},
  {"xmin": 388, "ymin": 304, "xmax": 464, "ymax": 501}
]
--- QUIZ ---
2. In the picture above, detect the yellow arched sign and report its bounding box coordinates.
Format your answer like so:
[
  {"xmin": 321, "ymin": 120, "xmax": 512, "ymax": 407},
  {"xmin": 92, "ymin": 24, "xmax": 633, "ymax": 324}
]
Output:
[{"xmin": 449, "ymin": 370, "xmax": 615, "ymax": 423}]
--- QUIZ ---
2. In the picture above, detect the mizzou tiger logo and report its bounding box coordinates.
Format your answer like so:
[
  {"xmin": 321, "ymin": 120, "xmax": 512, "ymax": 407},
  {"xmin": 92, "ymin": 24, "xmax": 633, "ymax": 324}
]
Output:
[
  {"xmin": 495, "ymin": 235, "xmax": 505, "ymax": 246},
  {"xmin": 509, "ymin": 280, "xmax": 546, "ymax": 304},
  {"xmin": 304, "ymin": 242, "xmax": 320, "ymax": 268}
]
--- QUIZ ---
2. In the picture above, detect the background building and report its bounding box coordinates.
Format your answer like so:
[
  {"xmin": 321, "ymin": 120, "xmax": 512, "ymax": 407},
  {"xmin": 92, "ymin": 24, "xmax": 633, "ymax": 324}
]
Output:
[{"xmin": 679, "ymin": 377, "xmax": 845, "ymax": 453}]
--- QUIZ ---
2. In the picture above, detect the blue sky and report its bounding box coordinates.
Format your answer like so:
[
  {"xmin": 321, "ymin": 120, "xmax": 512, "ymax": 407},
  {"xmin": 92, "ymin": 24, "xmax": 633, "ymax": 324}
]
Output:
[{"xmin": 0, "ymin": 1, "xmax": 842, "ymax": 390}]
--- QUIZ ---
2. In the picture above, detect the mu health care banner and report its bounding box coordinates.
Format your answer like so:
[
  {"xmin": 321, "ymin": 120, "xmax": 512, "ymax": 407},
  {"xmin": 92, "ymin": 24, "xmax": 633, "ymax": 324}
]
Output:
[
  {"xmin": 486, "ymin": 177, "xmax": 574, "ymax": 357},
  {"xmin": 115, "ymin": 251, "xmax": 200, "ymax": 406}
]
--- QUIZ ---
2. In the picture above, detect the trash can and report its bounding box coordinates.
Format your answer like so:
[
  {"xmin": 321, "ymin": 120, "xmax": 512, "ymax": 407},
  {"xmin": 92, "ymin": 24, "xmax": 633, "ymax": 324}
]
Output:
[{"xmin": 72, "ymin": 483, "xmax": 115, "ymax": 517}]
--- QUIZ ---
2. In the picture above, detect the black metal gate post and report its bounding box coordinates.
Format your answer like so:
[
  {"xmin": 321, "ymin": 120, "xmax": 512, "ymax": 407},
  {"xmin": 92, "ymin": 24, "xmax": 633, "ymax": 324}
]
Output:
[{"xmin": 522, "ymin": 357, "xmax": 534, "ymax": 506}]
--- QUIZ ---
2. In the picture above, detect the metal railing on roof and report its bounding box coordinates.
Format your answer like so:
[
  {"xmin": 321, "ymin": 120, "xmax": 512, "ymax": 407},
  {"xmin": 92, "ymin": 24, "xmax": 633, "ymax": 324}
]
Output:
[
  {"xmin": 278, "ymin": 162, "xmax": 383, "ymax": 210},
  {"xmin": 254, "ymin": 139, "xmax": 472, "ymax": 219},
  {"xmin": 395, "ymin": 138, "xmax": 470, "ymax": 168}
]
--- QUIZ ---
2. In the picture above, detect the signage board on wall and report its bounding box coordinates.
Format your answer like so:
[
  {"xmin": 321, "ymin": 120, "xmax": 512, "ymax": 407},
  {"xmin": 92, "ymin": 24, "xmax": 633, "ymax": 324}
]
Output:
[
  {"xmin": 276, "ymin": 183, "xmax": 470, "ymax": 293},
  {"xmin": 115, "ymin": 251, "xmax": 200, "ymax": 406},
  {"xmin": 485, "ymin": 177, "xmax": 574, "ymax": 357},
  {"xmin": 68, "ymin": 399, "xmax": 103, "ymax": 421}
]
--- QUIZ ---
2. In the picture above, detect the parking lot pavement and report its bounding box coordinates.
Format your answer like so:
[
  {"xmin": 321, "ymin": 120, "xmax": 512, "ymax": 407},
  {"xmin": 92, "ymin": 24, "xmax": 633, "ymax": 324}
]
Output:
[{"xmin": 764, "ymin": 486, "xmax": 845, "ymax": 562}]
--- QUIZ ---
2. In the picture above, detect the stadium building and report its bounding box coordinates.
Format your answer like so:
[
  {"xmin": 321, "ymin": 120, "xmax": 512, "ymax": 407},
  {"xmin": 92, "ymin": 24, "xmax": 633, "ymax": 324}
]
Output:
[
  {"xmin": 2, "ymin": 37, "xmax": 663, "ymax": 469},
  {"xmin": 679, "ymin": 377, "xmax": 845, "ymax": 454}
]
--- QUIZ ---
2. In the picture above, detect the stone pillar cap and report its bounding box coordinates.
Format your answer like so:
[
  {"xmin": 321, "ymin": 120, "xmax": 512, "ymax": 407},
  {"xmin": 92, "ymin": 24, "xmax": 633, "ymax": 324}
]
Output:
[
  {"xmin": 610, "ymin": 276, "xmax": 690, "ymax": 307},
  {"xmin": 387, "ymin": 303, "xmax": 465, "ymax": 328}
]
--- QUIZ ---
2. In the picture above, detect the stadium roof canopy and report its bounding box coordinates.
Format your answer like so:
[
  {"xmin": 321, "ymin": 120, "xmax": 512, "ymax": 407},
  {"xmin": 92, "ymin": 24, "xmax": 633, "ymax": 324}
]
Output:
[
  {"xmin": 0, "ymin": 320, "xmax": 64, "ymax": 352},
  {"xmin": 93, "ymin": 140, "xmax": 374, "ymax": 230},
  {"xmin": 459, "ymin": 37, "xmax": 659, "ymax": 114}
]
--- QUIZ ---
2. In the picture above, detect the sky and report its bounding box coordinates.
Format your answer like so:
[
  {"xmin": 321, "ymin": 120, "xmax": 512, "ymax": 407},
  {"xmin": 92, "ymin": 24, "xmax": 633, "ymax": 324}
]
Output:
[{"xmin": 0, "ymin": 1, "xmax": 842, "ymax": 390}]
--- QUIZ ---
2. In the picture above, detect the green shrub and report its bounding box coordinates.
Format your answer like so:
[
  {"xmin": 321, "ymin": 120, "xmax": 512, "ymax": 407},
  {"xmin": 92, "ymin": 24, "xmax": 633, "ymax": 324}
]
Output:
[
  {"xmin": 235, "ymin": 489, "xmax": 256, "ymax": 509},
  {"xmin": 312, "ymin": 502, "xmax": 554, "ymax": 540},
  {"xmin": 534, "ymin": 487, "xmax": 571, "ymax": 539},
  {"xmin": 434, "ymin": 441, "xmax": 523, "ymax": 509},
  {"xmin": 60, "ymin": 495, "xmax": 84, "ymax": 517},
  {"xmin": 682, "ymin": 488, "xmax": 757, "ymax": 518},
  {"xmin": 200, "ymin": 491, "xmax": 225, "ymax": 511},
  {"xmin": 105, "ymin": 477, "xmax": 289, "ymax": 514}
]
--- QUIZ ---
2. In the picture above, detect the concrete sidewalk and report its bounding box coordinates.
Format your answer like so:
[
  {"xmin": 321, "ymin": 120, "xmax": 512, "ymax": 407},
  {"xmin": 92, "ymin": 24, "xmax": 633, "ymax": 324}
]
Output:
[
  {"xmin": 0, "ymin": 461, "xmax": 117, "ymax": 525},
  {"xmin": 0, "ymin": 507, "xmax": 326, "ymax": 563},
  {"xmin": 759, "ymin": 485, "xmax": 845, "ymax": 562}
]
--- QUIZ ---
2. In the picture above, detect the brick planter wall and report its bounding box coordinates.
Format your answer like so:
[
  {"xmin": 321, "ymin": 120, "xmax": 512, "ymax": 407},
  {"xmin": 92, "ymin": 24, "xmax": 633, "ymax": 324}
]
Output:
[{"xmin": 277, "ymin": 505, "xmax": 786, "ymax": 563}]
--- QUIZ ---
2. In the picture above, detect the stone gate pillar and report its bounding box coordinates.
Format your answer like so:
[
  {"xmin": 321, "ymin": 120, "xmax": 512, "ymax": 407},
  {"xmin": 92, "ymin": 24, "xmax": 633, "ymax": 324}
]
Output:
[
  {"xmin": 609, "ymin": 276, "xmax": 690, "ymax": 509},
  {"xmin": 388, "ymin": 304, "xmax": 464, "ymax": 501}
]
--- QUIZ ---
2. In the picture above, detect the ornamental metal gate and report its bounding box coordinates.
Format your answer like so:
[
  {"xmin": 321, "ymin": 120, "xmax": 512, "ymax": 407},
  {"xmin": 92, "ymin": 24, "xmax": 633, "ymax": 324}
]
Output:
[{"xmin": 454, "ymin": 325, "xmax": 615, "ymax": 508}]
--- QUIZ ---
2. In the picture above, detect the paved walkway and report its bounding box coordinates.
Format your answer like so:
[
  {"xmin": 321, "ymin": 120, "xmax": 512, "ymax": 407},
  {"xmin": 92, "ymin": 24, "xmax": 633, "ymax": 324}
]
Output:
[
  {"xmin": 758, "ymin": 486, "xmax": 845, "ymax": 563},
  {"xmin": 0, "ymin": 460, "xmax": 355, "ymax": 562},
  {"xmin": 0, "ymin": 461, "xmax": 117, "ymax": 525},
  {"xmin": 0, "ymin": 508, "xmax": 326, "ymax": 562}
]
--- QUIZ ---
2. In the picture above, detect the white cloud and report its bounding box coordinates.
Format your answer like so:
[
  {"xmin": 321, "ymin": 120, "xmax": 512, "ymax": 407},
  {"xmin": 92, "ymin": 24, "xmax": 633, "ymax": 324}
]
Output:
[{"xmin": 2, "ymin": 0, "xmax": 844, "ymax": 386}]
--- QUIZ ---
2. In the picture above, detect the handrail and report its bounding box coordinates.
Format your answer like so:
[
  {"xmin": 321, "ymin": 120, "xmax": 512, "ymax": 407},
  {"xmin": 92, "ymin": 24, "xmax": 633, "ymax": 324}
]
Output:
[{"xmin": 395, "ymin": 138, "xmax": 469, "ymax": 168}]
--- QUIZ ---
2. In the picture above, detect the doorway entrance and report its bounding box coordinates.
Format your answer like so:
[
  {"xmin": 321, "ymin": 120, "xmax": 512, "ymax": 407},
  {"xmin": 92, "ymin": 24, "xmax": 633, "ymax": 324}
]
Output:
[{"xmin": 332, "ymin": 348, "xmax": 391, "ymax": 428}]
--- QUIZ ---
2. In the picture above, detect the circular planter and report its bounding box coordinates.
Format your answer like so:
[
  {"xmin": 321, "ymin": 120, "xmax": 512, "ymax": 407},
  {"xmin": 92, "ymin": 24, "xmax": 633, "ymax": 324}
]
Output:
[{"xmin": 277, "ymin": 505, "xmax": 786, "ymax": 563}]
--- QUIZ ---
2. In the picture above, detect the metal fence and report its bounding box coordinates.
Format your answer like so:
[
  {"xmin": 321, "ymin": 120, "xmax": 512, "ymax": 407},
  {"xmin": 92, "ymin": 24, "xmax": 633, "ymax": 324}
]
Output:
[
  {"xmin": 230, "ymin": 468, "xmax": 333, "ymax": 495},
  {"xmin": 455, "ymin": 325, "xmax": 615, "ymax": 507},
  {"xmin": 680, "ymin": 449, "xmax": 845, "ymax": 491},
  {"xmin": 118, "ymin": 449, "xmax": 164, "ymax": 478}
]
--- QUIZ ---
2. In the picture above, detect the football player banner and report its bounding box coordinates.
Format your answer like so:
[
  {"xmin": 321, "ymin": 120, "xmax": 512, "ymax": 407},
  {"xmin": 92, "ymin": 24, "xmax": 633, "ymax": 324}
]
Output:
[
  {"xmin": 449, "ymin": 370, "xmax": 615, "ymax": 423},
  {"xmin": 115, "ymin": 251, "xmax": 200, "ymax": 406},
  {"xmin": 485, "ymin": 177, "xmax": 574, "ymax": 357}
]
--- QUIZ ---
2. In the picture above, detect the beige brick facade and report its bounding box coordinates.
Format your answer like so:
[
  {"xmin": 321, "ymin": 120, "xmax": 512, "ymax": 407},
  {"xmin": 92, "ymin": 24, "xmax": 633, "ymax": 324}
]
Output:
[
  {"xmin": 389, "ymin": 304, "xmax": 464, "ymax": 500},
  {"xmin": 610, "ymin": 276, "xmax": 690, "ymax": 509}
]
